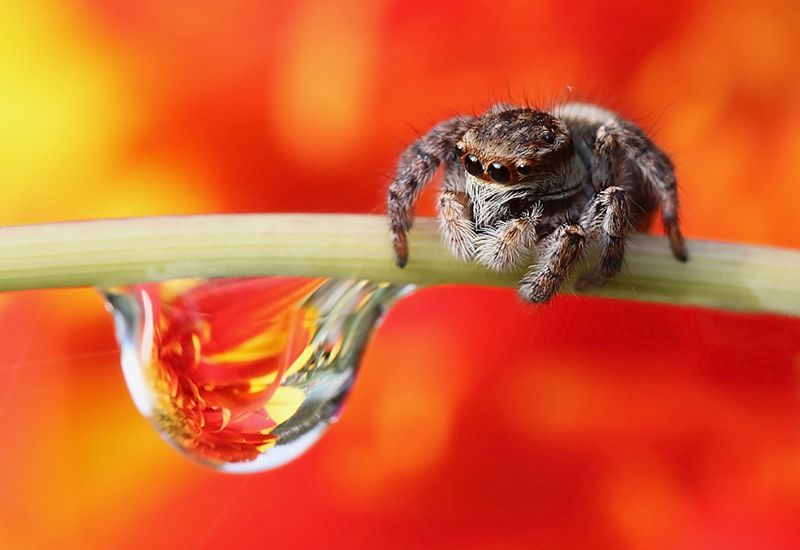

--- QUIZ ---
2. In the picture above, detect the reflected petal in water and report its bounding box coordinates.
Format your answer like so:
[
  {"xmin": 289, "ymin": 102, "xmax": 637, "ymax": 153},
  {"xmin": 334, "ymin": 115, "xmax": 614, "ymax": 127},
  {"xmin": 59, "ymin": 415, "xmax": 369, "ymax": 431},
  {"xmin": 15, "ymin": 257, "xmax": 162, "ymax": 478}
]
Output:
[{"xmin": 103, "ymin": 277, "xmax": 412, "ymax": 473}]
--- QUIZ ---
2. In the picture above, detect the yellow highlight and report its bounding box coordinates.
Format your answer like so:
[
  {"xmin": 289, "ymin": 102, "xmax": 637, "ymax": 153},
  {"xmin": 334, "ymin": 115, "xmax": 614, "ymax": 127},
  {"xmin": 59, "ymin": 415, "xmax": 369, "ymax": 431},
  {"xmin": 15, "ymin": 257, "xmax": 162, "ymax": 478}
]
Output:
[
  {"xmin": 0, "ymin": 2, "xmax": 216, "ymax": 226},
  {"xmin": 208, "ymin": 322, "xmax": 292, "ymax": 364},
  {"xmin": 206, "ymin": 316, "xmax": 316, "ymax": 393},
  {"xmin": 248, "ymin": 372, "xmax": 280, "ymax": 393},
  {"xmin": 284, "ymin": 343, "xmax": 315, "ymax": 378},
  {"xmin": 264, "ymin": 386, "xmax": 306, "ymax": 425},
  {"xmin": 0, "ymin": 3, "xmax": 133, "ymax": 222},
  {"xmin": 219, "ymin": 407, "xmax": 231, "ymax": 431},
  {"xmin": 247, "ymin": 343, "xmax": 315, "ymax": 392},
  {"xmin": 256, "ymin": 439, "xmax": 278, "ymax": 453}
]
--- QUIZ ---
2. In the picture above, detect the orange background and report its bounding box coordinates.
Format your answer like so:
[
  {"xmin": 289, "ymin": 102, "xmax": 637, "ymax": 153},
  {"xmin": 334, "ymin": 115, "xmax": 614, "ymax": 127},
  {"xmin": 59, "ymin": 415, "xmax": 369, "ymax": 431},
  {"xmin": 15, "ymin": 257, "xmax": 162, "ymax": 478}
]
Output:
[{"xmin": 2, "ymin": 1, "xmax": 800, "ymax": 548}]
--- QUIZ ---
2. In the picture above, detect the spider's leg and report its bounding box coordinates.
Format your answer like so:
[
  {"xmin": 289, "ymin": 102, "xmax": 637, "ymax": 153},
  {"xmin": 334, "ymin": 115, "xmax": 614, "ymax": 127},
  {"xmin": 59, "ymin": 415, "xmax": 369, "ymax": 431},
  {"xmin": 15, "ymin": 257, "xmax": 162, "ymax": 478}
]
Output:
[
  {"xmin": 576, "ymin": 186, "xmax": 630, "ymax": 290},
  {"xmin": 388, "ymin": 115, "xmax": 476, "ymax": 267},
  {"xmin": 518, "ymin": 223, "xmax": 586, "ymax": 304},
  {"xmin": 598, "ymin": 120, "xmax": 687, "ymax": 262},
  {"xmin": 474, "ymin": 204, "xmax": 542, "ymax": 272}
]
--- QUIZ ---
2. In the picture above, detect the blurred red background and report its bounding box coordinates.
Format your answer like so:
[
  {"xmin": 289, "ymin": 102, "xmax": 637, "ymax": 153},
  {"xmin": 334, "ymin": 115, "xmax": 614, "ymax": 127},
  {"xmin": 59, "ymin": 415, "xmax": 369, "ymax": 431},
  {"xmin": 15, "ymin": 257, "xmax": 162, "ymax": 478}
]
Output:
[{"xmin": 2, "ymin": 1, "xmax": 800, "ymax": 548}]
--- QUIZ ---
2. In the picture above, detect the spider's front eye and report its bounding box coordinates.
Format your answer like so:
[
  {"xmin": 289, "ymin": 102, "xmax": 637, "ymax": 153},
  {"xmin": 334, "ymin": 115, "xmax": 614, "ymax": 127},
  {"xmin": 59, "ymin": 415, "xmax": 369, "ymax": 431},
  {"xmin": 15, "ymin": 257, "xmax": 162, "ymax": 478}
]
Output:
[
  {"xmin": 455, "ymin": 143, "xmax": 464, "ymax": 157},
  {"xmin": 464, "ymin": 154, "xmax": 484, "ymax": 177},
  {"xmin": 487, "ymin": 162, "xmax": 511, "ymax": 184},
  {"xmin": 543, "ymin": 131, "xmax": 555, "ymax": 145},
  {"xmin": 517, "ymin": 164, "xmax": 532, "ymax": 177}
]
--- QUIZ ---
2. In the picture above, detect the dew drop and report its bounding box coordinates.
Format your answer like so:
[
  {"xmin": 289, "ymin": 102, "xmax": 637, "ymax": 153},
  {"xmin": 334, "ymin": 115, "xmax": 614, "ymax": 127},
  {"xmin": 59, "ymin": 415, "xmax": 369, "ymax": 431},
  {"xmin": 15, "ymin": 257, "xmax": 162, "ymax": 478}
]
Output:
[{"xmin": 102, "ymin": 277, "xmax": 412, "ymax": 473}]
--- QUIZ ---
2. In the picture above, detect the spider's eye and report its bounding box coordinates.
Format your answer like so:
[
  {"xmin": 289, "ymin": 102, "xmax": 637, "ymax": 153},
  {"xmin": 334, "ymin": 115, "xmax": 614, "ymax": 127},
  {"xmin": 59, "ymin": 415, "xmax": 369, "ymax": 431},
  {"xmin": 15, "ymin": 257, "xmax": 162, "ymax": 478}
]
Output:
[
  {"xmin": 464, "ymin": 154, "xmax": 484, "ymax": 177},
  {"xmin": 517, "ymin": 164, "xmax": 533, "ymax": 177},
  {"xmin": 543, "ymin": 131, "xmax": 556, "ymax": 145},
  {"xmin": 487, "ymin": 162, "xmax": 511, "ymax": 184},
  {"xmin": 454, "ymin": 143, "xmax": 464, "ymax": 157}
]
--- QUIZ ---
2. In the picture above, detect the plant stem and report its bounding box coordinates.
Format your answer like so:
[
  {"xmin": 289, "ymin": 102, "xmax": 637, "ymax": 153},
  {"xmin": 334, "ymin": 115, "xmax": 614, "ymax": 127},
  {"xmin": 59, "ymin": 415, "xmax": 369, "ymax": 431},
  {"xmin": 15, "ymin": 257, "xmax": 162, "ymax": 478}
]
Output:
[{"xmin": 0, "ymin": 214, "xmax": 798, "ymax": 315}]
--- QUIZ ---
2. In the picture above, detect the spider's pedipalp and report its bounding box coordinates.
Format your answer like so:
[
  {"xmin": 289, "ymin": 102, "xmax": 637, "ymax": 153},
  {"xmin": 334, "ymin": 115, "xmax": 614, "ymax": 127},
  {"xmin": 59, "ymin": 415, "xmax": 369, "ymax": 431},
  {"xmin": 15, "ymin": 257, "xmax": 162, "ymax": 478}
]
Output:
[
  {"xmin": 438, "ymin": 190, "xmax": 477, "ymax": 261},
  {"xmin": 474, "ymin": 204, "xmax": 541, "ymax": 272}
]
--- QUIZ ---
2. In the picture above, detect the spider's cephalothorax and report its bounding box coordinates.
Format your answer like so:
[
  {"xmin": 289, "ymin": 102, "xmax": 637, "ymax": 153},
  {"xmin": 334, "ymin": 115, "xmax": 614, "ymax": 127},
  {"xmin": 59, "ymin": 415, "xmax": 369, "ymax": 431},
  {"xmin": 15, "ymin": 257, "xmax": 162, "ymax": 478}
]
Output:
[{"xmin": 387, "ymin": 102, "xmax": 687, "ymax": 303}]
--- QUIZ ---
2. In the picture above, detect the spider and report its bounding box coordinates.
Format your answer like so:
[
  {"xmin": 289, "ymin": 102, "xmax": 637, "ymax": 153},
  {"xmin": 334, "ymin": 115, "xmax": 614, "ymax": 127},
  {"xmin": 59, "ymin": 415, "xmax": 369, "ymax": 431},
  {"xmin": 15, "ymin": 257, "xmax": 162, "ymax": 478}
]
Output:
[{"xmin": 387, "ymin": 102, "xmax": 687, "ymax": 303}]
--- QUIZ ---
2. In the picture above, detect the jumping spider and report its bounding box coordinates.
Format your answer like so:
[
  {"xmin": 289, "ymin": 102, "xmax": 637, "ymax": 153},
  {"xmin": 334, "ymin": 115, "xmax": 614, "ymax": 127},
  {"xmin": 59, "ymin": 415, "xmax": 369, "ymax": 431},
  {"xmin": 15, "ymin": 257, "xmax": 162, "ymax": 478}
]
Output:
[{"xmin": 387, "ymin": 102, "xmax": 687, "ymax": 303}]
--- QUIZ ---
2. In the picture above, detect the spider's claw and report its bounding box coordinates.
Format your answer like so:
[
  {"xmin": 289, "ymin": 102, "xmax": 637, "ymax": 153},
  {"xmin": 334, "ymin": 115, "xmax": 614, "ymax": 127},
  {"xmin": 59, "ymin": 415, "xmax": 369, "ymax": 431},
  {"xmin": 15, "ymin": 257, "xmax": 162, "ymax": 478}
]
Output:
[
  {"xmin": 392, "ymin": 229, "xmax": 409, "ymax": 268},
  {"xmin": 667, "ymin": 223, "xmax": 688, "ymax": 262}
]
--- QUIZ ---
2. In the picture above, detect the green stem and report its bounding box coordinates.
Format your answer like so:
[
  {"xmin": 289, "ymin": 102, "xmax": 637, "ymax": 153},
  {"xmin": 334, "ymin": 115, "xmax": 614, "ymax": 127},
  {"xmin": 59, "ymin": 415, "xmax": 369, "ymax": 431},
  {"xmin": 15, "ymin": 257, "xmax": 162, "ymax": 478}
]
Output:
[{"xmin": 0, "ymin": 214, "xmax": 798, "ymax": 315}]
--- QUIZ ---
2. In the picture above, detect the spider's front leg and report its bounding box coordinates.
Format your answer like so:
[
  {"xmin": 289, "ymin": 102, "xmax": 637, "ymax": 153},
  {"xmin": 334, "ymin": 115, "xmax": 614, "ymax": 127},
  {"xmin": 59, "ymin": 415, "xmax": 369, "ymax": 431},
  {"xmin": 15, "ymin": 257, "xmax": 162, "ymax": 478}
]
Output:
[
  {"xmin": 387, "ymin": 115, "xmax": 476, "ymax": 267},
  {"xmin": 518, "ymin": 223, "xmax": 587, "ymax": 304}
]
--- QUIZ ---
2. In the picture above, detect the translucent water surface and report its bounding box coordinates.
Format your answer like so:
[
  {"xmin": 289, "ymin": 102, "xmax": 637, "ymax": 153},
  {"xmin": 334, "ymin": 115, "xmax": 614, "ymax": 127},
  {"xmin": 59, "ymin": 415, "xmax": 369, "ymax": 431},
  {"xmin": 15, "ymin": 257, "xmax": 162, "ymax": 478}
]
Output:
[{"xmin": 103, "ymin": 277, "xmax": 411, "ymax": 473}]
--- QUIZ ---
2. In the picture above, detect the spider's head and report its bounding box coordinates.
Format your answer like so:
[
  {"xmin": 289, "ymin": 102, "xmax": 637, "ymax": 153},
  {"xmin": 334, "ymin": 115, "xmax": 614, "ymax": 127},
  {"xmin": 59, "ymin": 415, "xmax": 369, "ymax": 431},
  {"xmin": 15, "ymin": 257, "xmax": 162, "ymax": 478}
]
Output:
[{"xmin": 456, "ymin": 108, "xmax": 573, "ymax": 187}]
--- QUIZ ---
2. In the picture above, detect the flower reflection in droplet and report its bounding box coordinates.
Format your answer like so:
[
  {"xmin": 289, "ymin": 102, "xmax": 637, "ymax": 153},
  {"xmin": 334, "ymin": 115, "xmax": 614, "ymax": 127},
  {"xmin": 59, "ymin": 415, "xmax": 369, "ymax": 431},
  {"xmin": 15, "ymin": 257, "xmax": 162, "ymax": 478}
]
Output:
[{"xmin": 104, "ymin": 277, "xmax": 412, "ymax": 473}]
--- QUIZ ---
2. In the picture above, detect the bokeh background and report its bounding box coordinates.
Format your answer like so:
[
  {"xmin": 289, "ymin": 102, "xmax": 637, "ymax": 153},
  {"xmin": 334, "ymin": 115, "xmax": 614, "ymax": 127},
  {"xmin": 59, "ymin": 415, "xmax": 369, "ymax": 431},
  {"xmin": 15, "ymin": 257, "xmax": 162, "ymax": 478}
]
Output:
[{"xmin": 2, "ymin": 0, "xmax": 800, "ymax": 548}]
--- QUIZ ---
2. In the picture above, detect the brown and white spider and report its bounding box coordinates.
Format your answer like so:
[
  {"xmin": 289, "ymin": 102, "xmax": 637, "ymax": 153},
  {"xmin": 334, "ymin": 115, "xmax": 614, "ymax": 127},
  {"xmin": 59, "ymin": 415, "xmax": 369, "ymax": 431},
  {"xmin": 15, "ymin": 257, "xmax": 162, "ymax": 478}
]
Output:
[{"xmin": 386, "ymin": 102, "xmax": 687, "ymax": 303}]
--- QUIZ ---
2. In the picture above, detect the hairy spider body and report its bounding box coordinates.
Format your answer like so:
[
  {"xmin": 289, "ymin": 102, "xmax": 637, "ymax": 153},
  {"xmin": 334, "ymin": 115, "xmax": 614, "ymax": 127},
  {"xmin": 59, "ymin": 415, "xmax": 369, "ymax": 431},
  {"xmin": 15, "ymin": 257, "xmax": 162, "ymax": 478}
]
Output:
[{"xmin": 387, "ymin": 102, "xmax": 687, "ymax": 303}]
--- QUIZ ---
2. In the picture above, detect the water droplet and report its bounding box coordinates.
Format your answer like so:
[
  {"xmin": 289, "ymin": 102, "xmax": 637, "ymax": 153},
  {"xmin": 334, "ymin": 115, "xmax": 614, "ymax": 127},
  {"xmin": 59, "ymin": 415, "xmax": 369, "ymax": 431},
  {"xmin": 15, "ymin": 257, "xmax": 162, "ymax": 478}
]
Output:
[{"xmin": 102, "ymin": 278, "xmax": 412, "ymax": 473}]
